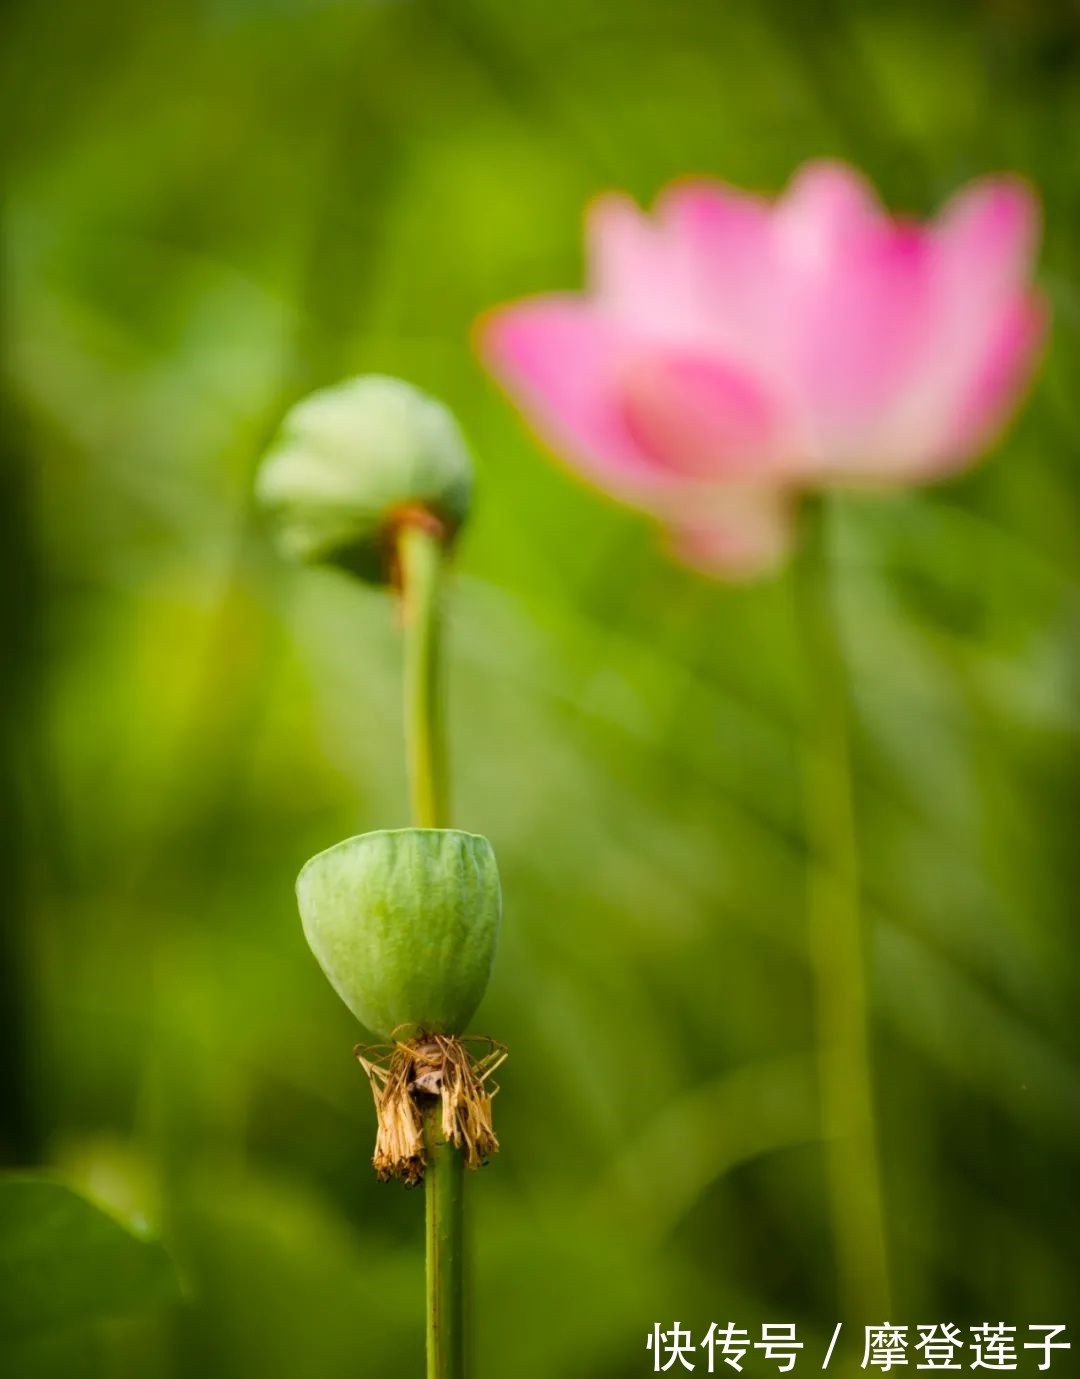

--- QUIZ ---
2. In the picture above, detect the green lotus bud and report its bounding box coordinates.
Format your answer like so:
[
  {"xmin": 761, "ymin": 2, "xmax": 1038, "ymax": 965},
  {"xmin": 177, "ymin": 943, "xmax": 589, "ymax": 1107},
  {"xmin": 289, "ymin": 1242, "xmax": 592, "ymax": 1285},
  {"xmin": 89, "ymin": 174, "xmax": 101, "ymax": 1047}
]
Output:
[
  {"xmin": 255, "ymin": 375, "xmax": 473, "ymax": 582},
  {"xmin": 296, "ymin": 828, "xmax": 500, "ymax": 1039}
]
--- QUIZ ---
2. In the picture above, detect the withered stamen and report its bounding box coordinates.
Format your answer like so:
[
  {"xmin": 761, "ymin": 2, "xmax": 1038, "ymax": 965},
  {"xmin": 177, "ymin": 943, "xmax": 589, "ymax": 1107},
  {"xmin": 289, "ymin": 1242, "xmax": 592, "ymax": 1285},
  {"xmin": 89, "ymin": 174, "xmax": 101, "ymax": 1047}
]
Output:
[{"xmin": 354, "ymin": 1033, "xmax": 507, "ymax": 1186}]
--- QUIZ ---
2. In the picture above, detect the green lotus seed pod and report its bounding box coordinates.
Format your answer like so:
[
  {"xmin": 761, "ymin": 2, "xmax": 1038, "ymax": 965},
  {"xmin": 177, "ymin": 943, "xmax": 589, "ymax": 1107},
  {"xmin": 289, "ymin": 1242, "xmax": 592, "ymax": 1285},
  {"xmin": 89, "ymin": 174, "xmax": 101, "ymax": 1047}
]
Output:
[
  {"xmin": 255, "ymin": 375, "xmax": 473, "ymax": 582},
  {"xmin": 296, "ymin": 828, "xmax": 500, "ymax": 1039}
]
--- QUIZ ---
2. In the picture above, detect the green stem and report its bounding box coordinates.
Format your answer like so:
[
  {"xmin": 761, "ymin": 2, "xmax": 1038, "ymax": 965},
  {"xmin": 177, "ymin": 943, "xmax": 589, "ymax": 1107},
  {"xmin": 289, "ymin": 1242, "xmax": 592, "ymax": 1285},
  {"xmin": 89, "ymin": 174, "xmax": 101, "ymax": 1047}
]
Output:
[
  {"xmin": 399, "ymin": 521, "xmax": 448, "ymax": 831},
  {"xmin": 795, "ymin": 497, "xmax": 891, "ymax": 1338},
  {"xmin": 423, "ymin": 1102, "xmax": 465, "ymax": 1379},
  {"xmin": 397, "ymin": 517, "xmax": 464, "ymax": 1379}
]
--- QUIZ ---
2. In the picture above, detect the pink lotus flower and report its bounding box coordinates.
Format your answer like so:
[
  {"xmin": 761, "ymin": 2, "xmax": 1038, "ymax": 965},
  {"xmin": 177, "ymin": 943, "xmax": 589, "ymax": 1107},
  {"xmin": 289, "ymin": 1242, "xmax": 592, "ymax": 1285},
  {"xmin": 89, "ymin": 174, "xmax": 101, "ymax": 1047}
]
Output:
[{"xmin": 477, "ymin": 161, "xmax": 1046, "ymax": 577}]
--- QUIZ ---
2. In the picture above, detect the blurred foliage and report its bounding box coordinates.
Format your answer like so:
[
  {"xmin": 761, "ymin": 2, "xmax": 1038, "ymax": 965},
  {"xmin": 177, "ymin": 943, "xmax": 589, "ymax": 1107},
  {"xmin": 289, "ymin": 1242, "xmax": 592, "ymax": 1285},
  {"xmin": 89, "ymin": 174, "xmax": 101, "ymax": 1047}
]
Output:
[
  {"xmin": 2, "ymin": 0, "xmax": 1079, "ymax": 1375},
  {"xmin": 0, "ymin": 1175, "xmax": 178, "ymax": 1373}
]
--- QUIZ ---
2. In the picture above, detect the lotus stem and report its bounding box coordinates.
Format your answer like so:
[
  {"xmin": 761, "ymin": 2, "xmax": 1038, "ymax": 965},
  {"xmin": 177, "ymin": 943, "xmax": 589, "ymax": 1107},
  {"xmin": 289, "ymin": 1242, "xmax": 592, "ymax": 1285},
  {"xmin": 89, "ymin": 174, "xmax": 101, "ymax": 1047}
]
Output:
[
  {"xmin": 397, "ymin": 515, "xmax": 465, "ymax": 1379},
  {"xmin": 796, "ymin": 496, "xmax": 891, "ymax": 1340},
  {"xmin": 398, "ymin": 515, "xmax": 448, "ymax": 831},
  {"xmin": 423, "ymin": 1101, "xmax": 465, "ymax": 1379}
]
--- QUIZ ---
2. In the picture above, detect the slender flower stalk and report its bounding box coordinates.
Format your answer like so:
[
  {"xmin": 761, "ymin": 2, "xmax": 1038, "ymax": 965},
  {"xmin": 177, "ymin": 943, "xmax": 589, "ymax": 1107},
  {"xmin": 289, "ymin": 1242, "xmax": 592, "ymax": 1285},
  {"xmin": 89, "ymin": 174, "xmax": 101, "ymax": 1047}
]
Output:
[
  {"xmin": 423, "ymin": 1101, "xmax": 465, "ymax": 1379},
  {"xmin": 399, "ymin": 516, "xmax": 449, "ymax": 832},
  {"xmin": 796, "ymin": 497, "xmax": 890, "ymax": 1335},
  {"xmin": 397, "ymin": 514, "xmax": 465, "ymax": 1379}
]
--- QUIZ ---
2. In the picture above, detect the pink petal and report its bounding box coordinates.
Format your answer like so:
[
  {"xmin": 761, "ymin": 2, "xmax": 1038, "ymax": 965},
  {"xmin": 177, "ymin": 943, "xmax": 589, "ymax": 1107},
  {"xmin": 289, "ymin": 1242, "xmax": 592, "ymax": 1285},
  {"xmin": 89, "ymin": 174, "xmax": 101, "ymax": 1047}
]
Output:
[
  {"xmin": 477, "ymin": 298, "xmax": 658, "ymax": 493},
  {"xmin": 586, "ymin": 193, "xmax": 668, "ymax": 311},
  {"xmin": 867, "ymin": 177, "xmax": 1044, "ymax": 473},
  {"xmin": 794, "ymin": 224, "xmax": 936, "ymax": 468},
  {"xmin": 480, "ymin": 299, "xmax": 787, "ymax": 494},
  {"xmin": 665, "ymin": 485, "xmax": 796, "ymax": 579},
  {"xmin": 616, "ymin": 346, "xmax": 784, "ymax": 481},
  {"xmin": 585, "ymin": 187, "xmax": 729, "ymax": 347},
  {"xmin": 652, "ymin": 181, "xmax": 779, "ymax": 364},
  {"xmin": 770, "ymin": 162, "xmax": 942, "ymax": 468},
  {"xmin": 922, "ymin": 178, "xmax": 1042, "ymax": 467},
  {"xmin": 774, "ymin": 160, "xmax": 887, "ymax": 273},
  {"xmin": 656, "ymin": 180, "xmax": 773, "ymax": 252},
  {"xmin": 936, "ymin": 176, "xmax": 1039, "ymax": 293},
  {"xmin": 588, "ymin": 183, "xmax": 781, "ymax": 369},
  {"xmin": 935, "ymin": 292, "xmax": 1047, "ymax": 467}
]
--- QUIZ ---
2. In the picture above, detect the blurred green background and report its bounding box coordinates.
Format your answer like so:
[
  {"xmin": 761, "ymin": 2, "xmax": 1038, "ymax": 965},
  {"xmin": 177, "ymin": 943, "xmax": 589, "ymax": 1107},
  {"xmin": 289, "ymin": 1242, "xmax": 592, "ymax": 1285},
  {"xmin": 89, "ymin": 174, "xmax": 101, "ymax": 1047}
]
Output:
[{"xmin": 2, "ymin": 0, "xmax": 1079, "ymax": 1375}]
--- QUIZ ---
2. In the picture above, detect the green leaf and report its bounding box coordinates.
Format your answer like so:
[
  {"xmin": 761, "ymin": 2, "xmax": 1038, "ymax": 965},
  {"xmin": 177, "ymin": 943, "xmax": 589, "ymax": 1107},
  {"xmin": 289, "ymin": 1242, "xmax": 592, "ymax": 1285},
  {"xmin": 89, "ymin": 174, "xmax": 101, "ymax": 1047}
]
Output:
[{"xmin": 0, "ymin": 1175, "xmax": 178, "ymax": 1347}]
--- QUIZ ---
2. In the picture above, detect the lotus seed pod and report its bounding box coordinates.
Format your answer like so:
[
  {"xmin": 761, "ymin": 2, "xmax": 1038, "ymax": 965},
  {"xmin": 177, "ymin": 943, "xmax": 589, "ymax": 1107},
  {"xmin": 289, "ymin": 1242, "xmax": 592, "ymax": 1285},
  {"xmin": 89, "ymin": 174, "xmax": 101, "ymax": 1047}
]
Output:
[
  {"xmin": 296, "ymin": 829, "xmax": 501, "ymax": 1039},
  {"xmin": 255, "ymin": 375, "xmax": 473, "ymax": 582}
]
